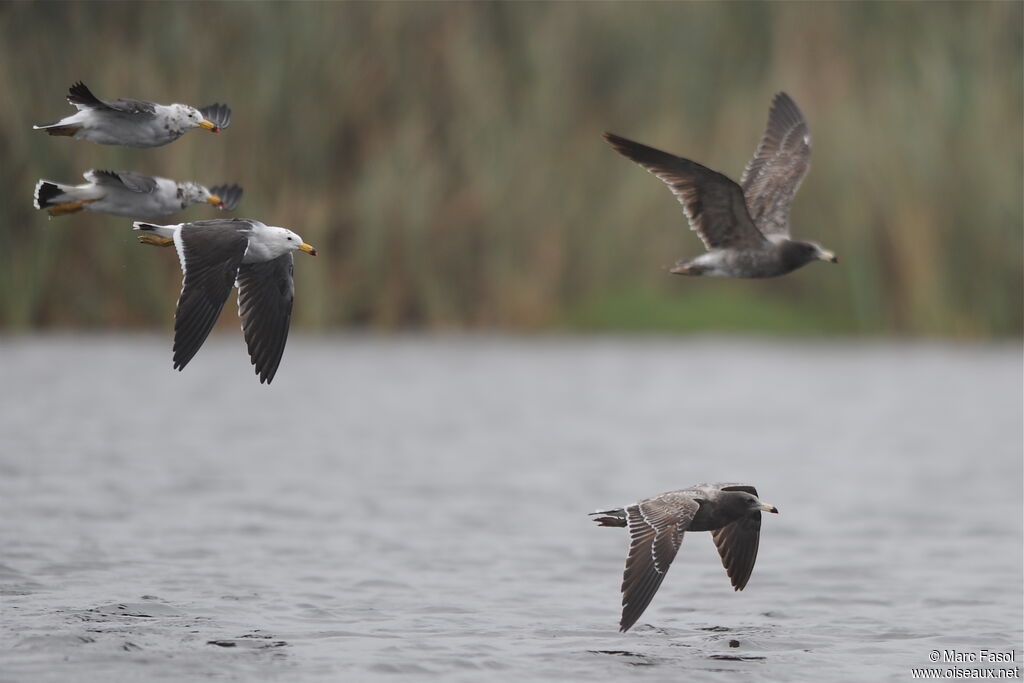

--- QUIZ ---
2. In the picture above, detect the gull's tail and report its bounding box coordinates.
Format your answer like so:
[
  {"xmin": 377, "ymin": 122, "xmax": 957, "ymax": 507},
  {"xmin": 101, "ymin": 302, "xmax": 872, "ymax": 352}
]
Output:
[
  {"xmin": 590, "ymin": 508, "xmax": 627, "ymax": 527},
  {"xmin": 34, "ymin": 179, "xmax": 98, "ymax": 216},
  {"xmin": 132, "ymin": 221, "xmax": 176, "ymax": 238},
  {"xmin": 34, "ymin": 180, "xmax": 68, "ymax": 210},
  {"xmin": 32, "ymin": 119, "xmax": 81, "ymax": 136}
]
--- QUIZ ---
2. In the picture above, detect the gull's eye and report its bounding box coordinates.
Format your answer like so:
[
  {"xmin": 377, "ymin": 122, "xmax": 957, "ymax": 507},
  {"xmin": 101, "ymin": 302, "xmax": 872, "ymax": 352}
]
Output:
[{"xmin": 287, "ymin": 236, "xmax": 293, "ymax": 241}]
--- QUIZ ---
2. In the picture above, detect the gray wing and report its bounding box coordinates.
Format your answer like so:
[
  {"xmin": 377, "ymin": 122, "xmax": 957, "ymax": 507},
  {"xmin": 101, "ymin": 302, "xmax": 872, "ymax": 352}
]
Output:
[
  {"xmin": 67, "ymin": 82, "xmax": 156, "ymax": 116},
  {"xmin": 236, "ymin": 253, "xmax": 294, "ymax": 385},
  {"xmin": 103, "ymin": 98, "xmax": 158, "ymax": 116},
  {"xmin": 604, "ymin": 132, "xmax": 767, "ymax": 251},
  {"xmin": 619, "ymin": 494, "xmax": 699, "ymax": 632},
  {"xmin": 172, "ymin": 223, "xmax": 250, "ymax": 371},
  {"xmin": 85, "ymin": 170, "xmax": 158, "ymax": 194},
  {"xmin": 209, "ymin": 184, "xmax": 244, "ymax": 211},
  {"xmin": 711, "ymin": 512, "xmax": 762, "ymax": 591},
  {"xmin": 739, "ymin": 92, "xmax": 811, "ymax": 238},
  {"xmin": 199, "ymin": 104, "xmax": 232, "ymax": 131}
]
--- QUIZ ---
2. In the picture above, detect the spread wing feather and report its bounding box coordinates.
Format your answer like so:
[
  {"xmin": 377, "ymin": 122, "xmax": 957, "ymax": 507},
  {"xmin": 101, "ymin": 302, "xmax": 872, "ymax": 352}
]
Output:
[
  {"xmin": 85, "ymin": 170, "xmax": 158, "ymax": 194},
  {"xmin": 739, "ymin": 92, "xmax": 811, "ymax": 238},
  {"xmin": 67, "ymin": 82, "xmax": 157, "ymax": 116},
  {"xmin": 236, "ymin": 254, "xmax": 294, "ymax": 385},
  {"xmin": 172, "ymin": 225, "xmax": 249, "ymax": 371},
  {"xmin": 711, "ymin": 513, "xmax": 763, "ymax": 591},
  {"xmin": 619, "ymin": 495, "xmax": 698, "ymax": 632},
  {"xmin": 604, "ymin": 132, "xmax": 767, "ymax": 251}
]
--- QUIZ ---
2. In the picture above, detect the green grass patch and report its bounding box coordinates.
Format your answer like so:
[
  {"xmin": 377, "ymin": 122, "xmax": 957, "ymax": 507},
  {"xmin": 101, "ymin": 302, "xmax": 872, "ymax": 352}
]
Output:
[{"xmin": 562, "ymin": 288, "xmax": 857, "ymax": 335}]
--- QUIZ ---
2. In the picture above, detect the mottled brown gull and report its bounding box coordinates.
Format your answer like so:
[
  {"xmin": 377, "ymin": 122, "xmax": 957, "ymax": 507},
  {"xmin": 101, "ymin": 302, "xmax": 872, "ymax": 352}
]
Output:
[
  {"xmin": 603, "ymin": 93, "xmax": 837, "ymax": 278},
  {"xmin": 592, "ymin": 483, "xmax": 778, "ymax": 632}
]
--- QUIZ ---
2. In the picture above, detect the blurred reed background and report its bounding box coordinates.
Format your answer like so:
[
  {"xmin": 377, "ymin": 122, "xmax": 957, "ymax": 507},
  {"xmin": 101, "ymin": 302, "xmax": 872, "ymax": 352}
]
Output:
[{"xmin": 0, "ymin": 2, "xmax": 1020, "ymax": 336}]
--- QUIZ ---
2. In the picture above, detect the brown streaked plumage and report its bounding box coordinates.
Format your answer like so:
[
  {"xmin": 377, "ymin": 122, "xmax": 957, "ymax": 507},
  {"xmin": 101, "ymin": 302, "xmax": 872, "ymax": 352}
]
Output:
[
  {"xmin": 591, "ymin": 483, "xmax": 779, "ymax": 632},
  {"xmin": 603, "ymin": 92, "xmax": 837, "ymax": 278},
  {"xmin": 740, "ymin": 92, "xmax": 812, "ymax": 238}
]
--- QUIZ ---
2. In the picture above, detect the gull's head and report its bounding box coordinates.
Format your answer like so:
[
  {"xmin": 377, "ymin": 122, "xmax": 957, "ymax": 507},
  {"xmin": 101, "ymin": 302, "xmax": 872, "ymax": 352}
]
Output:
[
  {"xmin": 733, "ymin": 492, "xmax": 779, "ymax": 515},
  {"xmin": 788, "ymin": 240, "xmax": 839, "ymax": 266},
  {"xmin": 181, "ymin": 105, "xmax": 220, "ymax": 133},
  {"xmin": 179, "ymin": 182, "xmax": 224, "ymax": 209},
  {"xmin": 275, "ymin": 227, "xmax": 318, "ymax": 257},
  {"xmin": 806, "ymin": 241, "xmax": 839, "ymax": 264}
]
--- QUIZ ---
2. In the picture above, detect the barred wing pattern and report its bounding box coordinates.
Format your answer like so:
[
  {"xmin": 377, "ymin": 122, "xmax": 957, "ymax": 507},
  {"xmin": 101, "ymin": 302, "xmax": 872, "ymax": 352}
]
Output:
[
  {"xmin": 604, "ymin": 132, "xmax": 766, "ymax": 250},
  {"xmin": 739, "ymin": 92, "xmax": 811, "ymax": 238},
  {"xmin": 619, "ymin": 495, "xmax": 699, "ymax": 632}
]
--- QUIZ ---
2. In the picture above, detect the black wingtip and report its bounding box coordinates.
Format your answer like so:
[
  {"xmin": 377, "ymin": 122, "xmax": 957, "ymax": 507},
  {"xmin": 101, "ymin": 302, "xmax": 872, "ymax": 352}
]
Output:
[
  {"xmin": 600, "ymin": 131, "xmax": 676, "ymax": 168},
  {"xmin": 67, "ymin": 81, "xmax": 103, "ymax": 107},
  {"xmin": 602, "ymin": 131, "xmax": 628, "ymax": 147}
]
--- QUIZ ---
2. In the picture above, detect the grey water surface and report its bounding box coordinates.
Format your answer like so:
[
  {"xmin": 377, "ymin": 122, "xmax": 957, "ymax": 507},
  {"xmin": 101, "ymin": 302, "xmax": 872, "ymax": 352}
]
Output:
[{"xmin": 1, "ymin": 335, "xmax": 1020, "ymax": 682}]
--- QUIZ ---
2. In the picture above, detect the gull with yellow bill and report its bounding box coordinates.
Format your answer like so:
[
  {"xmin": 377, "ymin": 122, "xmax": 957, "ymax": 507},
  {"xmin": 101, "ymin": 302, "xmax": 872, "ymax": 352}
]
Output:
[
  {"xmin": 34, "ymin": 82, "xmax": 231, "ymax": 148},
  {"xmin": 34, "ymin": 170, "xmax": 242, "ymax": 218},
  {"xmin": 134, "ymin": 218, "xmax": 317, "ymax": 385}
]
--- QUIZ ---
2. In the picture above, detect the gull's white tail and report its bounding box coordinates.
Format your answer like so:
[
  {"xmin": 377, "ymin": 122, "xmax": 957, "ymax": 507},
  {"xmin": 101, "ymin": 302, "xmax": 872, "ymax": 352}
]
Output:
[{"xmin": 132, "ymin": 221, "xmax": 176, "ymax": 238}]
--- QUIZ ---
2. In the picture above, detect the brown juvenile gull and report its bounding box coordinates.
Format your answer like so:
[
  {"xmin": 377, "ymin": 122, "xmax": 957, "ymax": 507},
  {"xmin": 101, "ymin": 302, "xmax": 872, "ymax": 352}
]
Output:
[
  {"xmin": 34, "ymin": 170, "xmax": 242, "ymax": 218},
  {"xmin": 603, "ymin": 92, "xmax": 837, "ymax": 277},
  {"xmin": 33, "ymin": 82, "xmax": 231, "ymax": 148},
  {"xmin": 133, "ymin": 218, "xmax": 317, "ymax": 385},
  {"xmin": 592, "ymin": 483, "xmax": 778, "ymax": 632}
]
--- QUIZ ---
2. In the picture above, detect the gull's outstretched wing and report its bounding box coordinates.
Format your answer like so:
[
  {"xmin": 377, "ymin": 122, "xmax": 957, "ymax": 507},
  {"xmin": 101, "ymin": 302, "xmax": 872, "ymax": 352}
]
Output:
[
  {"xmin": 209, "ymin": 184, "xmax": 244, "ymax": 211},
  {"xmin": 739, "ymin": 92, "xmax": 811, "ymax": 238},
  {"xmin": 619, "ymin": 493, "xmax": 699, "ymax": 632},
  {"xmin": 604, "ymin": 132, "xmax": 767, "ymax": 251},
  {"xmin": 67, "ymin": 82, "xmax": 157, "ymax": 116},
  {"xmin": 711, "ymin": 512, "xmax": 762, "ymax": 591},
  {"xmin": 85, "ymin": 170, "xmax": 159, "ymax": 194},
  {"xmin": 199, "ymin": 104, "xmax": 232, "ymax": 131},
  {"xmin": 236, "ymin": 253, "xmax": 295, "ymax": 385},
  {"xmin": 171, "ymin": 221, "xmax": 251, "ymax": 371}
]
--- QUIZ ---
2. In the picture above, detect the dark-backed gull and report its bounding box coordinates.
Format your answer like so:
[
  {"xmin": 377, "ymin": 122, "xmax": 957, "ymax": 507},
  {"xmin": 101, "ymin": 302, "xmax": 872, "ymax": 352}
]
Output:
[
  {"xmin": 134, "ymin": 218, "xmax": 317, "ymax": 385},
  {"xmin": 34, "ymin": 82, "xmax": 231, "ymax": 148},
  {"xmin": 604, "ymin": 93, "xmax": 837, "ymax": 278},
  {"xmin": 592, "ymin": 483, "xmax": 778, "ymax": 632},
  {"xmin": 35, "ymin": 170, "xmax": 242, "ymax": 218}
]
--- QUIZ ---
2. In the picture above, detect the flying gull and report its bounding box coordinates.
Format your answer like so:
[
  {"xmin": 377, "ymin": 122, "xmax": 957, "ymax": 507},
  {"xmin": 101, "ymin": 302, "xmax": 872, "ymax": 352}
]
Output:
[
  {"xmin": 34, "ymin": 82, "xmax": 231, "ymax": 148},
  {"xmin": 35, "ymin": 170, "xmax": 242, "ymax": 219},
  {"xmin": 592, "ymin": 483, "xmax": 778, "ymax": 632},
  {"xmin": 134, "ymin": 218, "xmax": 317, "ymax": 384},
  {"xmin": 604, "ymin": 92, "xmax": 837, "ymax": 278}
]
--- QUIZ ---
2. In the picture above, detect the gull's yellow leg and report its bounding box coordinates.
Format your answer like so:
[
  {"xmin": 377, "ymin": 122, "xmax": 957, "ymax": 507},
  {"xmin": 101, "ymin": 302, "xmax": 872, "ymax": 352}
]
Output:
[
  {"xmin": 47, "ymin": 199, "xmax": 98, "ymax": 216},
  {"xmin": 137, "ymin": 235, "xmax": 175, "ymax": 247}
]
